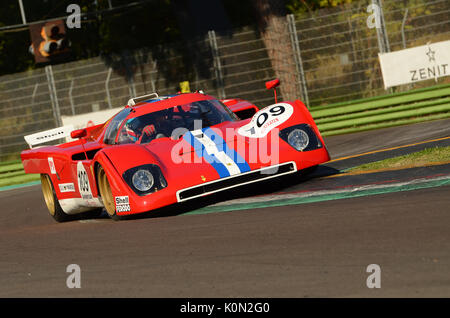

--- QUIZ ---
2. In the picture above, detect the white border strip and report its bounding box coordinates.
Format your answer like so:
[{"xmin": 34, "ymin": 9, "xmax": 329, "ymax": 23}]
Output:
[
  {"xmin": 176, "ymin": 161, "xmax": 297, "ymax": 203},
  {"xmin": 208, "ymin": 174, "xmax": 450, "ymax": 207}
]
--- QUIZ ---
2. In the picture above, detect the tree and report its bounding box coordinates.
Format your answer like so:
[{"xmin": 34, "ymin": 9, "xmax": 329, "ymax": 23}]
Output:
[{"xmin": 252, "ymin": 0, "xmax": 299, "ymax": 102}]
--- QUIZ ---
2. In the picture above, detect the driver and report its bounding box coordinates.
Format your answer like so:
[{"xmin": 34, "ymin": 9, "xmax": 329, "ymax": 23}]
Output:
[
  {"xmin": 118, "ymin": 119, "xmax": 141, "ymax": 144},
  {"xmin": 140, "ymin": 110, "xmax": 169, "ymax": 143}
]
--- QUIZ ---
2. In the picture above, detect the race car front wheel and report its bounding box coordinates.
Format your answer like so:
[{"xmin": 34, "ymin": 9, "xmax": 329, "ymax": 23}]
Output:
[
  {"xmin": 97, "ymin": 166, "xmax": 122, "ymax": 221},
  {"xmin": 40, "ymin": 174, "xmax": 73, "ymax": 222}
]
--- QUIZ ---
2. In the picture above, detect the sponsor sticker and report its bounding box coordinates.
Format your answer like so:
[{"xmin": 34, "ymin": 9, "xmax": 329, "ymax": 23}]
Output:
[
  {"xmin": 238, "ymin": 103, "xmax": 294, "ymax": 138},
  {"xmin": 115, "ymin": 196, "xmax": 131, "ymax": 212},
  {"xmin": 48, "ymin": 157, "xmax": 57, "ymax": 174},
  {"xmin": 59, "ymin": 183, "xmax": 75, "ymax": 193},
  {"xmin": 378, "ymin": 40, "xmax": 450, "ymax": 89}
]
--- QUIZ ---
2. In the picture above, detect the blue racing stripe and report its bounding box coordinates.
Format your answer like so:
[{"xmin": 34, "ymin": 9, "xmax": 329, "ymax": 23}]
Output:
[
  {"xmin": 183, "ymin": 131, "xmax": 230, "ymax": 178},
  {"xmin": 202, "ymin": 127, "xmax": 251, "ymax": 173}
]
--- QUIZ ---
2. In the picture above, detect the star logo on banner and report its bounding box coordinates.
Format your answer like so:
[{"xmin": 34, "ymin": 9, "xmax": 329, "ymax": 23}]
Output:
[{"xmin": 426, "ymin": 46, "xmax": 435, "ymax": 62}]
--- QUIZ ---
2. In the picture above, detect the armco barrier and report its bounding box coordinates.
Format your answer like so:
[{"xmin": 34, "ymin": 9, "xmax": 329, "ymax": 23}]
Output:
[
  {"xmin": 313, "ymin": 83, "xmax": 450, "ymax": 136},
  {"xmin": 0, "ymin": 161, "xmax": 39, "ymax": 188},
  {"xmin": 315, "ymin": 97, "xmax": 450, "ymax": 125}
]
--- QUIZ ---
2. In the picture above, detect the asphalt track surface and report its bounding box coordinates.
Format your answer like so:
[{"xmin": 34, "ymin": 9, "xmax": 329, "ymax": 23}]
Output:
[{"xmin": 0, "ymin": 119, "xmax": 449, "ymax": 297}]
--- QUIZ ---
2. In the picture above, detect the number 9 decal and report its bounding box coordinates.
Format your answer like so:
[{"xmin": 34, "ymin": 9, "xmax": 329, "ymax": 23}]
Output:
[
  {"xmin": 238, "ymin": 103, "xmax": 293, "ymax": 138},
  {"xmin": 269, "ymin": 105, "xmax": 285, "ymax": 116}
]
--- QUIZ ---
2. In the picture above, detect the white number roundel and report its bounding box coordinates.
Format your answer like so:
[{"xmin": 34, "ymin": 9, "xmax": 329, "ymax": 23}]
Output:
[{"xmin": 237, "ymin": 103, "xmax": 294, "ymax": 138}]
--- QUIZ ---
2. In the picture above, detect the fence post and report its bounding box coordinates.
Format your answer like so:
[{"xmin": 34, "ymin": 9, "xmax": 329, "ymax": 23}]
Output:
[
  {"xmin": 149, "ymin": 60, "xmax": 157, "ymax": 94},
  {"xmin": 128, "ymin": 76, "xmax": 137, "ymax": 98},
  {"xmin": 401, "ymin": 8, "xmax": 409, "ymax": 49},
  {"xmin": 208, "ymin": 30, "xmax": 226, "ymax": 100},
  {"xmin": 45, "ymin": 65, "xmax": 62, "ymax": 127},
  {"xmin": 31, "ymin": 82, "xmax": 39, "ymax": 106},
  {"xmin": 105, "ymin": 67, "xmax": 113, "ymax": 109},
  {"xmin": 68, "ymin": 78, "xmax": 75, "ymax": 115},
  {"xmin": 373, "ymin": 0, "xmax": 390, "ymax": 54},
  {"xmin": 287, "ymin": 14, "xmax": 309, "ymax": 107}
]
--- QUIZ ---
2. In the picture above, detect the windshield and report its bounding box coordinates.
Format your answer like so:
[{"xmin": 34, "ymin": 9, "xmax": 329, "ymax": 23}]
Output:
[
  {"xmin": 104, "ymin": 108, "xmax": 132, "ymax": 144},
  {"xmin": 117, "ymin": 99, "xmax": 237, "ymax": 145}
]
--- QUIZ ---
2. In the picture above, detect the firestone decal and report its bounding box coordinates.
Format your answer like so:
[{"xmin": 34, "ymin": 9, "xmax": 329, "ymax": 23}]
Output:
[
  {"xmin": 237, "ymin": 103, "xmax": 294, "ymax": 138},
  {"xmin": 115, "ymin": 196, "xmax": 131, "ymax": 212}
]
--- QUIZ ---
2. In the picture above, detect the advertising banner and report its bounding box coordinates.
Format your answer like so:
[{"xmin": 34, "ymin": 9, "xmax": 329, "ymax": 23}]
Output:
[{"xmin": 378, "ymin": 40, "xmax": 450, "ymax": 89}]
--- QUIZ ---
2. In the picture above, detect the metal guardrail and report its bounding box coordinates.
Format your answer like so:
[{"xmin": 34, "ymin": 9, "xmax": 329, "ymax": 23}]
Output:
[{"xmin": 312, "ymin": 84, "xmax": 450, "ymax": 136}]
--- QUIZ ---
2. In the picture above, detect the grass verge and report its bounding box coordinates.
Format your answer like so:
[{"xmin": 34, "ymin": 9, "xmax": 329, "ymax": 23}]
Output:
[{"xmin": 347, "ymin": 146, "xmax": 450, "ymax": 173}]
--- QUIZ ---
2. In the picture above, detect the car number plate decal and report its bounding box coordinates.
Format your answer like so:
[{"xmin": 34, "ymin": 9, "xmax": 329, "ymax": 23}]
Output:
[
  {"xmin": 76, "ymin": 162, "xmax": 97, "ymax": 206},
  {"xmin": 238, "ymin": 103, "xmax": 293, "ymax": 138}
]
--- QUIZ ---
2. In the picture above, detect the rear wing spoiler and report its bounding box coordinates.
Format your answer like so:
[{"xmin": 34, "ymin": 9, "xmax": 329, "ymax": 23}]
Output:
[{"xmin": 24, "ymin": 125, "xmax": 74, "ymax": 149}]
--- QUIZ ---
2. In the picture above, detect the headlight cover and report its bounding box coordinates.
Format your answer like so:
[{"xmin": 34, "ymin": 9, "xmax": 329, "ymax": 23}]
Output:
[
  {"xmin": 132, "ymin": 170, "xmax": 154, "ymax": 192},
  {"xmin": 279, "ymin": 124, "xmax": 322, "ymax": 152},
  {"xmin": 287, "ymin": 129, "xmax": 309, "ymax": 151},
  {"xmin": 123, "ymin": 164, "xmax": 167, "ymax": 195}
]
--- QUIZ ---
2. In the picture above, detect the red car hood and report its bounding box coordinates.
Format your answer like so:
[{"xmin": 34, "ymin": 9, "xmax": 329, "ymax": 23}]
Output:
[{"xmin": 139, "ymin": 119, "xmax": 288, "ymax": 180}]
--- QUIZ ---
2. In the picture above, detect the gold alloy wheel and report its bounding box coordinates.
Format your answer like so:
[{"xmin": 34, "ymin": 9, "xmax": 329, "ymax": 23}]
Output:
[
  {"xmin": 40, "ymin": 174, "xmax": 56, "ymax": 216},
  {"xmin": 97, "ymin": 167, "xmax": 116, "ymax": 217}
]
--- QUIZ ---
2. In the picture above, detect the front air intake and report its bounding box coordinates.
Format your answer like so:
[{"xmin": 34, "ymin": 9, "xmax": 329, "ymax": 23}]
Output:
[{"xmin": 176, "ymin": 161, "xmax": 297, "ymax": 202}]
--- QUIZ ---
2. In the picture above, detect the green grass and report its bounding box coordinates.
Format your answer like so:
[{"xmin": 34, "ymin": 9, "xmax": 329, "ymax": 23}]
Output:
[{"xmin": 347, "ymin": 146, "xmax": 450, "ymax": 173}]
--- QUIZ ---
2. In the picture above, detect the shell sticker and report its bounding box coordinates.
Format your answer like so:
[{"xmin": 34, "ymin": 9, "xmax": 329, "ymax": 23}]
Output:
[{"xmin": 115, "ymin": 196, "xmax": 131, "ymax": 212}]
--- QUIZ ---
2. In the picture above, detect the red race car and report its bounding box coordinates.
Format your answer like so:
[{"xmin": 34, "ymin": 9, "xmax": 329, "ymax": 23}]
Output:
[{"xmin": 21, "ymin": 80, "xmax": 330, "ymax": 221}]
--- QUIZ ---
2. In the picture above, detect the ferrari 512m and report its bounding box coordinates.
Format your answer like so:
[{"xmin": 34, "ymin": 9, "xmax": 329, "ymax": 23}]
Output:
[{"xmin": 21, "ymin": 79, "xmax": 330, "ymax": 221}]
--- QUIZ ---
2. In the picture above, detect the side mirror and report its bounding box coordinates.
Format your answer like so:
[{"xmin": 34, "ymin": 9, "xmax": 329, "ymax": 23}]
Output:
[
  {"xmin": 265, "ymin": 78, "xmax": 280, "ymax": 103},
  {"xmin": 71, "ymin": 128, "xmax": 87, "ymax": 139},
  {"xmin": 265, "ymin": 78, "xmax": 280, "ymax": 90}
]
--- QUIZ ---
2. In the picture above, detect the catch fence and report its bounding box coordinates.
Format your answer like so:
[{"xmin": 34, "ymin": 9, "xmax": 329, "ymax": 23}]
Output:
[{"xmin": 0, "ymin": 0, "xmax": 449, "ymax": 161}]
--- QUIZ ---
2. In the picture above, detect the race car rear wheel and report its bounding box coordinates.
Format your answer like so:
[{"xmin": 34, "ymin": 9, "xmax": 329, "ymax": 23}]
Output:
[
  {"xmin": 97, "ymin": 166, "xmax": 122, "ymax": 221},
  {"xmin": 40, "ymin": 174, "xmax": 73, "ymax": 222}
]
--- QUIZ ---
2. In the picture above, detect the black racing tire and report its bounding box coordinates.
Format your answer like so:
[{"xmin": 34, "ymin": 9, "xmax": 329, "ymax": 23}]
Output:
[
  {"xmin": 40, "ymin": 174, "xmax": 75, "ymax": 222},
  {"xmin": 97, "ymin": 165, "xmax": 123, "ymax": 221}
]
